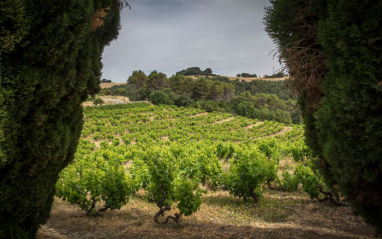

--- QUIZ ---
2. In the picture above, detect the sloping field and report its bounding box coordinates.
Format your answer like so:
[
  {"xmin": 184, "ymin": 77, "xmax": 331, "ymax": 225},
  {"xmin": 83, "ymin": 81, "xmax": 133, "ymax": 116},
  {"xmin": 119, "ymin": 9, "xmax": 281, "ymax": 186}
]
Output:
[
  {"xmin": 38, "ymin": 104, "xmax": 375, "ymax": 238},
  {"xmin": 100, "ymin": 82, "xmax": 127, "ymax": 88},
  {"xmin": 185, "ymin": 75, "xmax": 288, "ymax": 82}
]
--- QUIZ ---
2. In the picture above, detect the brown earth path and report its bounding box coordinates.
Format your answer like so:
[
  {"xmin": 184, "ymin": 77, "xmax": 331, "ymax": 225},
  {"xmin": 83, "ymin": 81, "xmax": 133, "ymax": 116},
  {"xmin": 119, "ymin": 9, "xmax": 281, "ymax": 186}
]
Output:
[
  {"xmin": 264, "ymin": 126, "xmax": 293, "ymax": 138},
  {"xmin": 212, "ymin": 117, "xmax": 235, "ymax": 125}
]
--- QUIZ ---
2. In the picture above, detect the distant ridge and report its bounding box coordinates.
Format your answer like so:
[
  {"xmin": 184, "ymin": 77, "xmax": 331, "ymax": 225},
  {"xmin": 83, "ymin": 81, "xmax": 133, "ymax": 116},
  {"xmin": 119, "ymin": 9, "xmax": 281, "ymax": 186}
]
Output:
[
  {"xmin": 184, "ymin": 75, "xmax": 288, "ymax": 82},
  {"xmin": 100, "ymin": 75, "xmax": 288, "ymax": 88}
]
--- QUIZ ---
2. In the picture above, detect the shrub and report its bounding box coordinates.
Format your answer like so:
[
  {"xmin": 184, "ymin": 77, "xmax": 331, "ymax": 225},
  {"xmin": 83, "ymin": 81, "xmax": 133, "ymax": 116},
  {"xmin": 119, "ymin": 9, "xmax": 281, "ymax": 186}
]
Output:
[
  {"xmin": 56, "ymin": 155, "xmax": 134, "ymax": 216},
  {"xmin": 225, "ymin": 149, "xmax": 270, "ymax": 205},
  {"xmin": 149, "ymin": 90, "xmax": 174, "ymax": 105},
  {"xmin": 93, "ymin": 98, "xmax": 104, "ymax": 106},
  {"xmin": 277, "ymin": 170, "xmax": 300, "ymax": 191}
]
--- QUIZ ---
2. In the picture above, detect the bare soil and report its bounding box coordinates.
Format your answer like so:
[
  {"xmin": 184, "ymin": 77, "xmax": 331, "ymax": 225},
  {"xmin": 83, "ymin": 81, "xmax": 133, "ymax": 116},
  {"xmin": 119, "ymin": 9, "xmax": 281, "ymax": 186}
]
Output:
[
  {"xmin": 212, "ymin": 117, "xmax": 235, "ymax": 125},
  {"xmin": 264, "ymin": 126, "xmax": 293, "ymax": 138},
  {"xmin": 245, "ymin": 121, "xmax": 264, "ymax": 129},
  {"xmin": 189, "ymin": 112, "xmax": 209, "ymax": 118}
]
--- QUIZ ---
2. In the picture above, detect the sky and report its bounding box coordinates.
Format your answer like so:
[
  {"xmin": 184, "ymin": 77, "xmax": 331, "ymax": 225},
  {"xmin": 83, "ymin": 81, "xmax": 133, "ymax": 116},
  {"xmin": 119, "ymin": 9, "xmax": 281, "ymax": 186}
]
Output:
[{"xmin": 101, "ymin": 0, "xmax": 281, "ymax": 83}]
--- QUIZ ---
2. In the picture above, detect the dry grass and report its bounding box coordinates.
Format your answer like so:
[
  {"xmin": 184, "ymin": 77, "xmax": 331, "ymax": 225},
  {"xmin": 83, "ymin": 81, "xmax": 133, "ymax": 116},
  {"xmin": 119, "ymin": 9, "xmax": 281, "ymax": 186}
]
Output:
[
  {"xmin": 278, "ymin": 158, "xmax": 297, "ymax": 173},
  {"xmin": 226, "ymin": 76, "xmax": 288, "ymax": 82},
  {"xmin": 82, "ymin": 96, "xmax": 130, "ymax": 106},
  {"xmin": 185, "ymin": 75, "xmax": 288, "ymax": 82},
  {"xmin": 100, "ymin": 83, "xmax": 127, "ymax": 89},
  {"xmin": 37, "ymin": 189, "xmax": 375, "ymax": 239}
]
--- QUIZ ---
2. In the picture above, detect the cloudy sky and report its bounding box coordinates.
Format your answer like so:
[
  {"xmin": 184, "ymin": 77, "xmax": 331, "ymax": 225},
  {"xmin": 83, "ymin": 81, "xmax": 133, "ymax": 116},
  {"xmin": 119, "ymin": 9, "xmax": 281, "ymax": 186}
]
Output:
[{"xmin": 101, "ymin": 0, "xmax": 281, "ymax": 82}]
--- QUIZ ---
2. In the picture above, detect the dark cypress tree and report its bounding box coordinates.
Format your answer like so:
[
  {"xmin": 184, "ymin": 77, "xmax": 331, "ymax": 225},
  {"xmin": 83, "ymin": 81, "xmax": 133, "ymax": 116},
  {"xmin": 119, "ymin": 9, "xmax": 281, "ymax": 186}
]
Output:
[
  {"xmin": 0, "ymin": 1, "xmax": 126, "ymax": 238},
  {"xmin": 315, "ymin": 1, "xmax": 382, "ymax": 234},
  {"xmin": 265, "ymin": 0, "xmax": 382, "ymax": 235}
]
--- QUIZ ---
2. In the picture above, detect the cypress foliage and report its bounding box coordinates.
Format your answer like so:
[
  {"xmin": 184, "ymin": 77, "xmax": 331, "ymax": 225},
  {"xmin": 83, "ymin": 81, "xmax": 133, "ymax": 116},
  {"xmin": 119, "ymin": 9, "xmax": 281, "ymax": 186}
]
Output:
[
  {"xmin": 0, "ymin": 1, "xmax": 124, "ymax": 238},
  {"xmin": 315, "ymin": 1, "xmax": 382, "ymax": 233},
  {"xmin": 265, "ymin": 0, "xmax": 382, "ymax": 234}
]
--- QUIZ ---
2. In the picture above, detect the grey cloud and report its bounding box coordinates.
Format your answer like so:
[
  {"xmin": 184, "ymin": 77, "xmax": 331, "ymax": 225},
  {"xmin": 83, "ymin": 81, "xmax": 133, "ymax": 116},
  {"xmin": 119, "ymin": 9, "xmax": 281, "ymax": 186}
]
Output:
[{"xmin": 101, "ymin": 0, "xmax": 281, "ymax": 82}]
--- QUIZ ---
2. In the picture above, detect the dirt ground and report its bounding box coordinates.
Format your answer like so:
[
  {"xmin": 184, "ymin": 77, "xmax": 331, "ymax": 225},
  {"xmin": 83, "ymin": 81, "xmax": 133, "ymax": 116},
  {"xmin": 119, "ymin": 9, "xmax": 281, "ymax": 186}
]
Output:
[{"xmin": 37, "ymin": 190, "xmax": 375, "ymax": 239}]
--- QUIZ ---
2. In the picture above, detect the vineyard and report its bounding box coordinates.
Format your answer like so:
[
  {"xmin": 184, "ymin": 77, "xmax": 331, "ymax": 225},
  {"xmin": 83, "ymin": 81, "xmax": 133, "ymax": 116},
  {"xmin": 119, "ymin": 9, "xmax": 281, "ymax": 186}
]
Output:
[{"xmin": 39, "ymin": 103, "xmax": 374, "ymax": 238}]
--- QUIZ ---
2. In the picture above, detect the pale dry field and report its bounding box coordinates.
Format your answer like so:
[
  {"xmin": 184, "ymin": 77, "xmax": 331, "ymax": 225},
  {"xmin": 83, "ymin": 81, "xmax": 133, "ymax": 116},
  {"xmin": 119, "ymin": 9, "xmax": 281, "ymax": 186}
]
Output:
[
  {"xmin": 82, "ymin": 96, "xmax": 130, "ymax": 106},
  {"xmin": 185, "ymin": 75, "xmax": 288, "ymax": 82},
  {"xmin": 100, "ymin": 83, "xmax": 127, "ymax": 89}
]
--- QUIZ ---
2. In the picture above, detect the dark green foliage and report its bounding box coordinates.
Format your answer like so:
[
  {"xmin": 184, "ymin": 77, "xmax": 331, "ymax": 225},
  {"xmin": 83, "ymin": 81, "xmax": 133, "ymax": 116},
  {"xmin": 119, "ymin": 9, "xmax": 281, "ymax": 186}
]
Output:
[
  {"xmin": 125, "ymin": 71, "xmax": 298, "ymax": 124},
  {"xmin": 101, "ymin": 79, "xmax": 112, "ymax": 83},
  {"xmin": 234, "ymin": 101, "xmax": 261, "ymax": 119},
  {"xmin": 115, "ymin": 88, "xmax": 128, "ymax": 96},
  {"xmin": 100, "ymin": 88, "xmax": 112, "ymax": 95},
  {"xmin": 230, "ymin": 92, "xmax": 296, "ymax": 124},
  {"xmin": 174, "ymin": 93, "xmax": 194, "ymax": 107},
  {"xmin": 264, "ymin": 72, "xmax": 285, "ymax": 78},
  {"xmin": 149, "ymin": 90, "xmax": 175, "ymax": 105},
  {"xmin": 0, "ymin": 1, "xmax": 123, "ymax": 238},
  {"xmin": 176, "ymin": 67, "xmax": 215, "ymax": 76},
  {"xmin": 216, "ymin": 76, "xmax": 294, "ymax": 100},
  {"xmin": 147, "ymin": 70, "xmax": 169, "ymax": 91},
  {"xmin": 236, "ymin": 73, "xmax": 257, "ymax": 78},
  {"xmin": 315, "ymin": 1, "xmax": 382, "ymax": 233},
  {"xmin": 168, "ymin": 74, "xmax": 195, "ymax": 95},
  {"xmin": 265, "ymin": 0, "xmax": 382, "ymax": 233},
  {"xmin": 93, "ymin": 98, "xmax": 104, "ymax": 106}
]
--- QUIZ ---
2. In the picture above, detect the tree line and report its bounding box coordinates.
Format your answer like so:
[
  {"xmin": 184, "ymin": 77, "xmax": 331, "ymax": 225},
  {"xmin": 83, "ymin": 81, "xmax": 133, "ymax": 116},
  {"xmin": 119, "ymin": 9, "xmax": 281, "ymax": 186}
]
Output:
[
  {"xmin": 176, "ymin": 67, "xmax": 215, "ymax": 76},
  {"xmin": 103, "ymin": 71, "xmax": 300, "ymax": 124}
]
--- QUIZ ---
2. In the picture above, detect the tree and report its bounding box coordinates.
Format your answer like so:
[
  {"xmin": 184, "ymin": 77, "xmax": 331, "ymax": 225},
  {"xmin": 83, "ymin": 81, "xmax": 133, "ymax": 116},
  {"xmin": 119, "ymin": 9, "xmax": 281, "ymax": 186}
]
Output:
[
  {"xmin": 93, "ymin": 98, "xmax": 104, "ymax": 106},
  {"xmin": 204, "ymin": 68, "xmax": 213, "ymax": 74},
  {"xmin": 176, "ymin": 67, "xmax": 214, "ymax": 76},
  {"xmin": 148, "ymin": 90, "xmax": 174, "ymax": 105},
  {"xmin": 115, "ymin": 88, "xmax": 128, "ymax": 96},
  {"xmin": 209, "ymin": 81, "xmax": 224, "ymax": 101},
  {"xmin": 237, "ymin": 73, "xmax": 257, "ymax": 78},
  {"xmin": 169, "ymin": 74, "xmax": 195, "ymax": 95},
  {"xmin": 128, "ymin": 70, "xmax": 148, "ymax": 90},
  {"xmin": 147, "ymin": 70, "xmax": 169, "ymax": 91},
  {"xmin": 192, "ymin": 78, "xmax": 214, "ymax": 100},
  {"xmin": 0, "ymin": 1, "xmax": 125, "ymax": 238},
  {"xmin": 265, "ymin": 72, "xmax": 285, "ymax": 78},
  {"xmin": 265, "ymin": 0, "xmax": 382, "ymax": 234},
  {"xmin": 175, "ymin": 93, "xmax": 194, "ymax": 107},
  {"xmin": 100, "ymin": 88, "xmax": 112, "ymax": 95}
]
